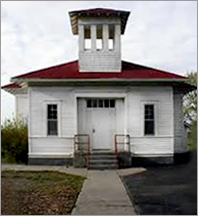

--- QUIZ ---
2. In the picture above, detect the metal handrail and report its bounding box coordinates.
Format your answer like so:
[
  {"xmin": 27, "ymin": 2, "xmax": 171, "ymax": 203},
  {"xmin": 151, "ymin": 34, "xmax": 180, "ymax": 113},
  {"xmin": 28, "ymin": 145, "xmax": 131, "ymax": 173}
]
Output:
[
  {"xmin": 114, "ymin": 134, "xmax": 130, "ymax": 154},
  {"xmin": 74, "ymin": 134, "xmax": 90, "ymax": 169}
]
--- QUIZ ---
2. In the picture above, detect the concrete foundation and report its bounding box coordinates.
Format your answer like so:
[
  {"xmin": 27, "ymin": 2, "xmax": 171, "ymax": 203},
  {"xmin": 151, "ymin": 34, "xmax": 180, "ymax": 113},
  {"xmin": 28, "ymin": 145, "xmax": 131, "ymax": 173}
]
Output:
[
  {"xmin": 132, "ymin": 156, "xmax": 174, "ymax": 167},
  {"xmin": 117, "ymin": 153, "xmax": 132, "ymax": 168},
  {"xmin": 28, "ymin": 153, "xmax": 189, "ymax": 167},
  {"xmin": 28, "ymin": 158, "xmax": 73, "ymax": 166}
]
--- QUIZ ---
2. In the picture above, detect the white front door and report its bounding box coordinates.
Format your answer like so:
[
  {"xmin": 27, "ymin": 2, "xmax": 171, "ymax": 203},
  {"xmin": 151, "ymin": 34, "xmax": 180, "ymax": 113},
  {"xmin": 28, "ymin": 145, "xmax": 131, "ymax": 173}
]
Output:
[
  {"xmin": 86, "ymin": 99, "xmax": 116, "ymax": 150},
  {"xmin": 92, "ymin": 109, "xmax": 115, "ymax": 149}
]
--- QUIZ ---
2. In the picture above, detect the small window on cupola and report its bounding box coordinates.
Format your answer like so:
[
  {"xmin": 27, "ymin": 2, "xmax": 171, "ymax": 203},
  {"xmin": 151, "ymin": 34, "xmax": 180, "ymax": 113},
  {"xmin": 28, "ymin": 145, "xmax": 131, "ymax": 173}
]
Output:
[
  {"xmin": 108, "ymin": 25, "xmax": 114, "ymax": 50},
  {"xmin": 84, "ymin": 25, "xmax": 91, "ymax": 50},
  {"xmin": 96, "ymin": 25, "xmax": 103, "ymax": 50}
]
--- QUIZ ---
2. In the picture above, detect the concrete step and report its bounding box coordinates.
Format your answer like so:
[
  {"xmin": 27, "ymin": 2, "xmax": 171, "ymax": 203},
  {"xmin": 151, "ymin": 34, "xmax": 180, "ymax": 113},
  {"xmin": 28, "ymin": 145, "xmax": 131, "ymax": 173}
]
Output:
[
  {"xmin": 91, "ymin": 149, "xmax": 113, "ymax": 152},
  {"xmin": 90, "ymin": 152, "xmax": 116, "ymax": 155},
  {"xmin": 89, "ymin": 159, "xmax": 117, "ymax": 165},
  {"xmin": 89, "ymin": 155, "xmax": 117, "ymax": 160},
  {"xmin": 87, "ymin": 151, "xmax": 118, "ymax": 169},
  {"xmin": 89, "ymin": 163, "xmax": 118, "ymax": 170}
]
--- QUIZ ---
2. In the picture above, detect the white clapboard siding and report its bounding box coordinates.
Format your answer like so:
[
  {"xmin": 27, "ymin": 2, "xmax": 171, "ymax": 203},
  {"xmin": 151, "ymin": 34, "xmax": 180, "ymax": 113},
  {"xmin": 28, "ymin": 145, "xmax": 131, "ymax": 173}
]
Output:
[
  {"xmin": 78, "ymin": 17, "xmax": 121, "ymax": 72},
  {"xmin": 30, "ymin": 137, "xmax": 74, "ymax": 155},
  {"xmin": 29, "ymin": 85, "xmax": 175, "ymax": 157},
  {"xmin": 127, "ymin": 86, "xmax": 174, "ymax": 155},
  {"xmin": 16, "ymin": 94, "xmax": 28, "ymax": 119},
  {"xmin": 29, "ymin": 87, "xmax": 75, "ymax": 156},
  {"xmin": 131, "ymin": 137, "xmax": 173, "ymax": 155},
  {"xmin": 173, "ymin": 92, "xmax": 188, "ymax": 153}
]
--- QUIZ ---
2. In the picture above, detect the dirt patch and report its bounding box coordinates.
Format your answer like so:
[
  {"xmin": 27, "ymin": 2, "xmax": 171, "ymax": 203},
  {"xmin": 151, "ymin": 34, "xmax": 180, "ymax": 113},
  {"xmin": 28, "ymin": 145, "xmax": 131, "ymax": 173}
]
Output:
[
  {"xmin": 122, "ymin": 151, "xmax": 197, "ymax": 215},
  {"xmin": 1, "ymin": 170, "xmax": 85, "ymax": 215}
]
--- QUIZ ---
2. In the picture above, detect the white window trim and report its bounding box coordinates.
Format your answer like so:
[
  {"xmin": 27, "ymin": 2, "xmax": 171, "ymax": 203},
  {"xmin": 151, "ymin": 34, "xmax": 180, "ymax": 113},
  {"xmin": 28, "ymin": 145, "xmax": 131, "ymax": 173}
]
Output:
[
  {"xmin": 140, "ymin": 100, "xmax": 158, "ymax": 137},
  {"xmin": 44, "ymin": 100, "xmax": 61, "ymax": 137}
]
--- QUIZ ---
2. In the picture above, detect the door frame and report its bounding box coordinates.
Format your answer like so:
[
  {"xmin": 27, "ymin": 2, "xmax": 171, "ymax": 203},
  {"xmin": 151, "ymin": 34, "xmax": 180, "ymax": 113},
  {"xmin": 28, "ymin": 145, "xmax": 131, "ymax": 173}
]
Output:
[{"xmin": 75, "ymin": 93, "xmax": 127, "ymax": 149}]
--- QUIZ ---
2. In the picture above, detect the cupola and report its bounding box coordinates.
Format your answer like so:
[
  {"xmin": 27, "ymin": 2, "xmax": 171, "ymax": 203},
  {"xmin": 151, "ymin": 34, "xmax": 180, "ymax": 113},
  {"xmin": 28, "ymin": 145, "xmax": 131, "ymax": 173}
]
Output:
[{"xmin": 69, "ymin": 8, "xmax": 130, "ymax": 72}]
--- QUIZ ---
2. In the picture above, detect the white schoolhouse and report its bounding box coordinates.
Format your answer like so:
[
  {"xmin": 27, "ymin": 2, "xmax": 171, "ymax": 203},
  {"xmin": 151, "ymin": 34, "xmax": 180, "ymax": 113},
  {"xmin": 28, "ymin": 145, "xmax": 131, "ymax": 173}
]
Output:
[{"xmin": 2, "ymin": 8, "xmax": 194, "ymax": 169}]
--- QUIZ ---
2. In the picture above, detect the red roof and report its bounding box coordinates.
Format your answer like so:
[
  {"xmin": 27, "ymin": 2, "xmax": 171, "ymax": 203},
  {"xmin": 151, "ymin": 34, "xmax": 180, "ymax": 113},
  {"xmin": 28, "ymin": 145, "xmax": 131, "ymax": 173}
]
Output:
[
  {"xmin": 69, "ymin": 8, "xmax": 130, "ymax": 35},
  {"xmin": 12, "ymin": 60, "xmax": 187, "ymax": 80},
  {"xmin": 1, "ymin": 83, "xmax": 21, "ymax": 89}
]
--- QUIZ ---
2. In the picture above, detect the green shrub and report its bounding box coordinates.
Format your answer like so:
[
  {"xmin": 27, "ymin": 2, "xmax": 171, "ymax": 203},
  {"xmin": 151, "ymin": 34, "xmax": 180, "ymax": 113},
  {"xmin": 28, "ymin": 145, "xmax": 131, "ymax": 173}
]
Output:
[
  {"xmin": 188, "ymin": 120, "xmax": 197, "ymax": 151},
  {"xmin": 1, "ymin": 117, "xmax": 28, "ymax": 164}
]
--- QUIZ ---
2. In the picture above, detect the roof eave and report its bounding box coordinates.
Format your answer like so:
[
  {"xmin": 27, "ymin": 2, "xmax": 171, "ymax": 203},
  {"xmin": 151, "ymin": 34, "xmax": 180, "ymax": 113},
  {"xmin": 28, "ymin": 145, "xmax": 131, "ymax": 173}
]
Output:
[
  {"xmin": 2, "ymin": 87, "xmax": 27, "ymax": 95},
  {"xmin": 69, "ymin": 8, "xmax": 130, "ymax": 35},
  {"xmin": 11, "ymin": 77, "xmax": 188, "ymax": 83}
]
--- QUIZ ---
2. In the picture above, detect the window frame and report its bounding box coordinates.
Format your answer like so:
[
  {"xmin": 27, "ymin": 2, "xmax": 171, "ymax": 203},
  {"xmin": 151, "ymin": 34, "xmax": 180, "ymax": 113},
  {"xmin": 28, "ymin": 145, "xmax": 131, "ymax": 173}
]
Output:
[
  {"xmin": 96, "ymin": 24, "xmax": 103, "ymax": 51},
  {"xmin": 47, "ymin": 104, "xmax": 58, "ymax": 136},
  {"xmin": 84, "ymin": 25, "xmax": 91, "ymax": 50},
  {"xmin": 45, "ymin": 101, "xmax": 61, "ymax": 137},
  {"xmin": 108, "ymin": 24, "xmax": 115, "ymax": 51},
  {"xmin": 144, "ymin": 104, "xmax": 155, "ymax": 135},
  {"xmin": 141, "ymin": 101, "xmax": 158, "ymax": 137}
]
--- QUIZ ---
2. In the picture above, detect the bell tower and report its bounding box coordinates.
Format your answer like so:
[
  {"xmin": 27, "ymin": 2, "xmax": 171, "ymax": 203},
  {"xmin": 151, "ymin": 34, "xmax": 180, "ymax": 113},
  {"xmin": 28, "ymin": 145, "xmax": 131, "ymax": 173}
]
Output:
[{"xmin": 69, "ymin": 8, "xmax": 130, "ymax": 72}]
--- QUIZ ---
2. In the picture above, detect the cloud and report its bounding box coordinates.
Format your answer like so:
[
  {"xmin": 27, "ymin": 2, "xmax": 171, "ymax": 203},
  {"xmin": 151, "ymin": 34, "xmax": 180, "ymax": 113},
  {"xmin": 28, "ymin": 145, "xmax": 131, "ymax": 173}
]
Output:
[{"xmin": 1, "ymin": 1, "xmax": 197, "ymax": 121}]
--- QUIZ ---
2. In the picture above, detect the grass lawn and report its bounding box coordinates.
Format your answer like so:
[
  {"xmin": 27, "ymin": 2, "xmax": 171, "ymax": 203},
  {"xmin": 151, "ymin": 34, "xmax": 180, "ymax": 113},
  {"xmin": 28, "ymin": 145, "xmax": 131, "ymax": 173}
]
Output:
[{"xmin": 1, "ymin": 170, "xmax": 85, "ymax": 215}]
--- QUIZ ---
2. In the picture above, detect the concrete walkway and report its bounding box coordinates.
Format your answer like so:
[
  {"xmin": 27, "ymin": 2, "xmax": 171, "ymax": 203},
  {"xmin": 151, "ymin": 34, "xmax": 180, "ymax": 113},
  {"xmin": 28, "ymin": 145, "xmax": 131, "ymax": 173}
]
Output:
[
  {"xmin": 2, "ymin": 164, "xmax": 146, "ymax": 215},
  {"xmin": 72, "ymin": 170, "xmax": 137, "ymax": 215},
  {"xmin": 1, "ymin": 164, "xmax": 88, "ymax": 177}
]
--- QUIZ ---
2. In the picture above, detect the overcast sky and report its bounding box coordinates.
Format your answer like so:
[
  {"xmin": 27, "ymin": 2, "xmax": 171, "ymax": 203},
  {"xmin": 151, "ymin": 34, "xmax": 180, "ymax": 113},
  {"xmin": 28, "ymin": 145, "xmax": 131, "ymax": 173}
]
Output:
[{"xmin": 1, "ymin": 1, "xmax": 197, "ymax": 122}]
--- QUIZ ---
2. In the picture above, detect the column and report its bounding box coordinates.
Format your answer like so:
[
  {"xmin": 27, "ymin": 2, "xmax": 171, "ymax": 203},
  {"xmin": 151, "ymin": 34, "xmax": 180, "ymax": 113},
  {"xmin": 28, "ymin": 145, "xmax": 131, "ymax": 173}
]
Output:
[
  {"xmin": 114, "ymin": 24, "xmax": 121, "ymax": 52},
  {"xmin": 79, "ymin": 25, "xmax": 84, "ymax": 52},
  {"xmin": 103, "ymin": 24, "xmax": 109, "ymax": 51},
  {"xmin": 91, "ymin": 25, "xmax": 96, "ymax": 51}
]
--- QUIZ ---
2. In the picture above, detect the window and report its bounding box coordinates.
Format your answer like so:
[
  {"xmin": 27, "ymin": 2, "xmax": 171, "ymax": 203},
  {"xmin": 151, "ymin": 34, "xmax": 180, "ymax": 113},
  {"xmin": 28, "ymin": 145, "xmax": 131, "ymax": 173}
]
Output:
[
  {"xmin": 47, "ymin": 104, "xmax": 58, "ymax": 135},
  {"xmin": 98, "ymin": 99, "xmax": 103, "ymax": 108},
  {"xmin": 86, "ymin": 99, "xmax": 115, "ymax": 108},
  {"xmin": 96, "ymin": 25, "xmax": 103, "ymax": 50},
  {"xmin": 144, "ymin": 104, "xmax": 155, "ymax": 135},
  {"xmin": 84, "ymin": 25, "xmax": 91, "ymax": 50},
  {"xmin": 108, "ymin": 25, "xmax": 114, "ymax": 50},
  {"xmin": 93, "ymin": 99, "xmax": 97, "ymax": 108},
  {"xmin": 104, "ymin": 99, "xmax": 109, "ymax": 108},
  {"xmin": 87, "ymin": 99, "xmax": 92, "ymax": 108},
  {"xmin": 110, "ymin": 99, "xmax": 115, "ymax": 108}
]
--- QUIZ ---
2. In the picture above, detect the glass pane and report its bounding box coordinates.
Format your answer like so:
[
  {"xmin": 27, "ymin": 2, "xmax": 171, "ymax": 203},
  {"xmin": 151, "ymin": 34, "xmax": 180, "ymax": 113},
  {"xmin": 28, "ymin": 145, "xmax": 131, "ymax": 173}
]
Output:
[
  {"xmin": 87, "ymin": 99, "xmax": 92, "ymax": 108},
  {"xmin": 52, "ymin": 105, "xmax": 57, "ymax": 110},
  {"xmin": 145, "ymin": 120, "xmax": 154, "ymax": 135},
  {"xmin": 149, "ymin": 111, "xmax": 154, "ymax": 119},
  {"xmin": 48, "ymin": 120, "xmax": 58, "ymax": 135},
  {"xmin": 99, "ymin": 100, "xmax": 103, "ymax": 108},
  {"xmin": 145, "ymin": 104, "xmax": 154, "ymax": 120},
  {"xmin": 104, "ymin": 99, "xmax": 109, "ymax": 108},
  {"xmin": 48, "ymin": 104, "xmax": 57, "ymax": 119},
  {"xmin": 110, "ymin": 100, "xmax": 115, "ymax": 108},
  {"xmin": 93, "ymin": 99, "xmax": 97, "ymax": 108}
]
